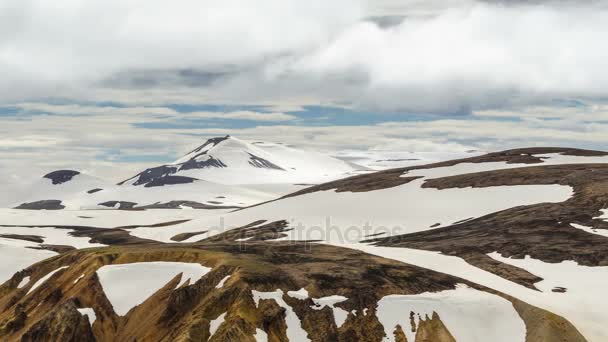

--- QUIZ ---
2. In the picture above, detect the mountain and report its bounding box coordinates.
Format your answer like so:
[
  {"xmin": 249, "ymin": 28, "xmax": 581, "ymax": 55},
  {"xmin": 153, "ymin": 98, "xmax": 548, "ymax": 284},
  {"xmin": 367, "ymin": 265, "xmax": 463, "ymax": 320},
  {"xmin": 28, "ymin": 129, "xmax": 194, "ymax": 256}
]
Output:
[
  {"xmin": 12, "ymin": 136, "xmax": 361, "ymax": 211},
  {"xmin": 120, "ymin": 135, "xmax": 360, "ymax": 186},
  {"xmin": 12, "ymin": 170, "xmax": 110, "ymax": 210},
  {"xmin": 1, "ymin": 146, "xmax": 608, "ymax": 341}
]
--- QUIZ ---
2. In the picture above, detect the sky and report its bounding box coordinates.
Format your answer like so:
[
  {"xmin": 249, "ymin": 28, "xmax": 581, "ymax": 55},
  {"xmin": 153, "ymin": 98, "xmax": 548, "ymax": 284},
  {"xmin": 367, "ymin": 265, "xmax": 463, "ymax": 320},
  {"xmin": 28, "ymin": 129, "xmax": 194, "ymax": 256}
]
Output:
[{"xmin": 1, "ymin": 0, "xmax": 607, "ymax": 188}]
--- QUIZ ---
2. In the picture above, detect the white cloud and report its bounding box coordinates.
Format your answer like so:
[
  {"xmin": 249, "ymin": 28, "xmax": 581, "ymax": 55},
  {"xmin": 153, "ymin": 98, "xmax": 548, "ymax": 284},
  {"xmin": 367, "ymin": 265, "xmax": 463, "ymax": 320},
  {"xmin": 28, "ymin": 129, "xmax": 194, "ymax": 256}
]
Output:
[
  {"xmin": 14, "ymin": 103, "xmax": 296, "ymax": 121},
  {"xmin": 2, "ymin": 0, "xmax": 608, "ymax": 113}
]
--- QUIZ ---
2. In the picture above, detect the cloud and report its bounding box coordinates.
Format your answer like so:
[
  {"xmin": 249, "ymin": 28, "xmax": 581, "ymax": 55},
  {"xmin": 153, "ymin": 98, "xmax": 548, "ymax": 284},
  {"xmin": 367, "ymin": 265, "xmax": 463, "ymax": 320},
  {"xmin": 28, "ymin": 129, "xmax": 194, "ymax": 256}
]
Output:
[
  {"xmin": 13, "ymin": 103, "xmax": 296, "ymax": 121},
  {"xmin": 2, "ymin": 0, "xmax": 608, "ymax": 114}
]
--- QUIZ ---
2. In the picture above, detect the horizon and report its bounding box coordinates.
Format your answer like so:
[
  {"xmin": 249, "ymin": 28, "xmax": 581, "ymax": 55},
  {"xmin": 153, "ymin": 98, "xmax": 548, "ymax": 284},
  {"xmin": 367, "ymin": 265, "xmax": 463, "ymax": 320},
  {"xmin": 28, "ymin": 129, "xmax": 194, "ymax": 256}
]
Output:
[{"xmin": 1, "ymin": 0, "xmax": 607, "ymax": 191}]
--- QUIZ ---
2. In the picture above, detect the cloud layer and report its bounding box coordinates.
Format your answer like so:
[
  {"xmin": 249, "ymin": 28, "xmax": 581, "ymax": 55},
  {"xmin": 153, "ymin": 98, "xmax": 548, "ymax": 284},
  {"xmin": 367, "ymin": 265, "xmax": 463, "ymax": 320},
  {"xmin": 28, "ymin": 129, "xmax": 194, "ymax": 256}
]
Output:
[{"xmin": 2, "ymin": 0, "xmax": 608, "ymax": 112}]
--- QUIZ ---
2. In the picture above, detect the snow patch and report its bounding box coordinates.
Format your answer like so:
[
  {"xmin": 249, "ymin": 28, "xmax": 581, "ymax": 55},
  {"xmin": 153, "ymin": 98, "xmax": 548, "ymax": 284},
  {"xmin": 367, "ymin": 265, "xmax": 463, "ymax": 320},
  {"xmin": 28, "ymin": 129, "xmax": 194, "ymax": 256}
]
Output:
[
  {"xmin": 216, "ymin": 275, "xmax": 231, "ymax": 289},
  {"xmin": 254, "ymin": 328, "xmax": 269, "ymax": 342},
  {"xmin": 0, "ymin": 244, "xmax": 56, "ymax": 284},
  {"xmin": 597, "ymin": 209, "xmax": 608, "ymax": 222},
  {"xmin": 209, "ymin": 312, "xmax": 226, "ymax": 337},
  {"xmin": 376, "ymin": 284, "xmax": 526, "ymax": 342},
  {"xmin": 489, "ymin": 252, "xmax": 608, "ymax": 342},
  {"xmin": 287, "ymin": 288, "xmax": 309, "ymax": 300},
  {"xmin": 570, "ymin": 223, "xmax": 608, "ymax": 238},
  {"xmin": 17, "ymin": 276, "xmax": 30, "ymax": 288},
  {"xmin": 0, "ymin": 226, "xmax": 106, "ymax": 249},
  {"xmin": 77, "ymin": 308, "xmax": 97, "ymax": 326},
  {"xmin": 73, "ymin": 273, "xmax": 85, "ymax": 284},
  {"xmin": 97, "ymin": 262, "xmax": 211, "ymax": 316},
  {"xmin": 311, "ymin": 295, "xmax": 349, "ymax": 328},
  {"xmin": 27, "ymin": 266, "xmax": 69, "ymax": 295}
]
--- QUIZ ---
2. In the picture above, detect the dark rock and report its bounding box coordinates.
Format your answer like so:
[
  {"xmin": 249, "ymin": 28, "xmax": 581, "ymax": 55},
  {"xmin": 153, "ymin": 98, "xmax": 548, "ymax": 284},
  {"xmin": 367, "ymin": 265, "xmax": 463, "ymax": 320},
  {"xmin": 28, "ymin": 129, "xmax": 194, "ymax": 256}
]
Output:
[
  {"xmin": 0, "ymin": 234, "xmax": 44, "ymax": 243},
  {"xmin": 247, "ymin": 153, "xmax": 284, "ymax": 170},
  {"xmin": 30, "ymin": 245, "xmax": 77, "ymax": 254},
  {"xmin": 43, "ymin": 170, "xmax": 80, "ymax": 185},
  {"xmin": 170, "ymin": 231, "xmax": 208, "ymax": 242},
  {"xmin": 119, "ymin": 165, "xmax": 178, "ymax": 186},
  {"xmin": 98, "ymin": 201, "xmax": 138, "ymax": 210},
  {"xmin": 135, "ymin": 201, "xmax": 240, "ymax": 210},
  {"xmin": 87, "ymin": 188, "xmax": 103, "ymax": 194},
  {"xmin": 179, "ymin": 156, "xmax": 226, "ymax": 171},
  {"xmin": 15, "ymin": 200, "xmax": 65, "ymax": 210},
  {"xmin": 21, "ymin": 300, "xmax": 96, "ymax": 342},
  {"xmin": 144, "ymin": 176, "xmax": 197, "ymax": 188}
]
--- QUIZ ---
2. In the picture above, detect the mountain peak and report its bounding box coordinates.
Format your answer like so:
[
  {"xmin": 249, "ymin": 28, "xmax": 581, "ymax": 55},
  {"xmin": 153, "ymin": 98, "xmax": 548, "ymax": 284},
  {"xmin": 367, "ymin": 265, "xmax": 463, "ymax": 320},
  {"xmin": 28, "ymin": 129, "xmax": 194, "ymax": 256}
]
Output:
[{"xmin": 121, "ymin": 136, "xmax": 355, "ymax": 186}]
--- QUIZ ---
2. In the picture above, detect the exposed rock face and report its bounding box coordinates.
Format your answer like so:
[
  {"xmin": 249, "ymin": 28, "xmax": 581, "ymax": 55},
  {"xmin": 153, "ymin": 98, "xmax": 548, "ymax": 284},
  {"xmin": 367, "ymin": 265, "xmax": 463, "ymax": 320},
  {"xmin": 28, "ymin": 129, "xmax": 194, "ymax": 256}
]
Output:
[
  {"xmin": 371, "ymin": 163, "xmax": 608, "ymax": 288},
  {"xmin": 135, "ymin": 201, "xmax": 240, "ymax": 210},
  {"xmin": 247, "ymin": 153, "xmax": 284, "ymax": 170},
  {"xmin": 43, "ymin": 170, "xmax": 80, "ymax": 185},
  {"xmin": 0, "ymin": 242, "xmax": 586, "ymax": 342},
  {"xmin": 118, "ymin": 136, "xmax": 231, "ymax": 186},
  {"xmin": 143, "ymin": 175, "xmax": 197, "ymax": 187},
  {"xmin": 182, "ymin": 135, "xmax": 230, "ymax": 161},
  {"xmin": 179, "ymin": 156, "xmax": 227, "ymax": 171},
  {"xmin": 14, "ymin": 200, "xmax": 65, "ymax": 210},
  {"xmin": 2, "ymin": 147, "xmax": 605, "ymax": 341},
  {"xmin": 283, "ymin": 147, "xmax": 608, "ymax": 197},
  {"xmin": 98, "ymin": 201, "xmax": 138, "ymax": 210},
  {"xmin": 20, "ymin": 300, "xmax": 96, "ymax": 342},
  {"xmin": 170, "ymin": 231, "xmax": 208, "ymax": 242},
  {"xmin": 119, "ymin": 165, "xmax": 178, "ymax": 186},
  {"xmin": 414, "ymin": 312, "xmax": 456, "ymax": 342},
  {"xmin": 0, "ymin": 234, "xmax": 44, "ymax": 243}
]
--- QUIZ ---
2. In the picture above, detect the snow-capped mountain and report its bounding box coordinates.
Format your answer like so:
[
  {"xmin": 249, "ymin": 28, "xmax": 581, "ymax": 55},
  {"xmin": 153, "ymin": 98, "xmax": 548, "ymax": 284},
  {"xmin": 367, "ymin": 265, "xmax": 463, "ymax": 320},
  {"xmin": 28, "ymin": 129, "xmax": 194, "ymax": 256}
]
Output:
[
  {"xmin": 11, "ymin": 136, "xmax": 362, "ymax": 210},
  {"xmin": 121, "ymin": 135, "xmax": 360, "ymax": 187},
  {"xmin": 2, "ymin": 147, "xmax": 608, "ymax": 341},
  {"xmin": 13, "ymin": 170, "xmax": 110, "ymax": 210}
]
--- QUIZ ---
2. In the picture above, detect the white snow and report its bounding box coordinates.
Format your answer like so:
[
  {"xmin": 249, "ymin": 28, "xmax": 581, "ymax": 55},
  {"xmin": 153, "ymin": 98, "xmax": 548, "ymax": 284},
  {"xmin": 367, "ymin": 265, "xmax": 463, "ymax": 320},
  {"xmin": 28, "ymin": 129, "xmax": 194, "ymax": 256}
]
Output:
[
  {"xmin": 0, "ymin": 244, "xmax": 56, "ymax": 284},
  {"xmin": 570, "ymin": 223, "xmax": 608, "ymax": 238},
  {"xmin": 17, "ymin": 276, "xmax": 30, "ymax": 288},
  {"xmin": 12, "ymin": 173, "xmax": 108, "ymax": 210},
  {"xmin": 216, "ymin": 275, "xmax": 231, "ymax": 289},
  {"xmin": 73, "ymin": 273, "xmax": 85, "ymax": 284},
  {"xmin": 172, "ymin": 137, "xmax": 357, "ymax": 186},
  {"xmin": 597, "ymin": 209, "xmax": 608, "ymax": 222},
  {"xmin": 335, "ymin": 243, "xmax": 608, "ymax": 342},
  {"xmin": 77, "ymin": 308, "xmax": 97, "ymax": 326},
  {"xmin": 252, "ymin": 289, "xmax": 310, "ymax": 342},
  {"xmin": 489, "ymin": 252, "xmax": 608, "ymax": 342},
  {"xmin": 80, "ymin": 179, "xmax": 277, "ymax": 210},
  {"xmin": 27, "ymin": 266, "xmax": 69, "ymax": 295},
  {"xmin": 311, "ymin": 295, "xmax": 349, "ymax": 328},
  {"xmin": 234, "ymin": 236, "xmax": 254, "ymax": 242},
  {"xmin": 96, "ymin": 262, "xmax": 211, "ymax": 316},
  {"xmin": 209, "ymin": 312, "xmax": 226, "ymax": 337},
  {"xmin": 254, "ymin": 328, "xmax": 269, "ymax": 342},
  {"xmin": 334, "ymin": 150, "xmax": 483, "ymax": 170},
  {"xmin": 0, "ymin": 226, "xmax": 106, "ymax": 249},
  {"xmin": 131, "ymin": 181, "xmax": 572, "ymax": 244},
  {"xmin": 376, "ymin": 284, "xmax": 526, "ymax": 342},
  {"xmin": 287, "ymin": 288, "xmax": 309, "ymax": 300},
  {"xmin": 0, "ymin": 208, "xmax": 198, "ymax": 228}
]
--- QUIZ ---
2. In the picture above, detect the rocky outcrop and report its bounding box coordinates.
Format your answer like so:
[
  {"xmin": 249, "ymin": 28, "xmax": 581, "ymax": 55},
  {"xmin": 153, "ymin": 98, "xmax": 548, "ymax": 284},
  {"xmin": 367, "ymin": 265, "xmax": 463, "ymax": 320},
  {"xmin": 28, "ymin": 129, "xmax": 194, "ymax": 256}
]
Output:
[
  {"xmin": 14, "ymin": 200, "xmax": 64, "ymax": 210},
  {"xmin": 43, "ymin": 170, "xmax": 80, "ymax": 185},
  {"xmin": 20, "ymin": 300, "xmax": 96, "ymax": 342},
  {"xmin": 0, "ymin": 240, "xmax": 588, "ymax": 342},
  {"xmin": 414, "ymin": 312, "xmax": 456, "ymax": 342},
  {"xmin": 143, "ymin": 175, "xmax": 197, "ymax": 188}
]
